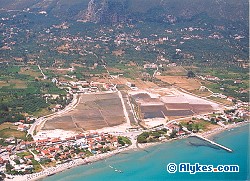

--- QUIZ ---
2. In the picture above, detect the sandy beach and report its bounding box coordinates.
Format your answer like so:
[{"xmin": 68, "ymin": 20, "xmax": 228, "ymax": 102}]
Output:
[
  {"xmin": 5, "ymin": 121, "xmax": 249, "ymax": 181},
  {"xmin": 200, "ymin": 121, "xmax": 249, "ymax": 139}
]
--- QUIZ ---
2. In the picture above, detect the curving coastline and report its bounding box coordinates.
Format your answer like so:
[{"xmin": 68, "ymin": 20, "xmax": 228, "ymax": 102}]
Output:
[{"xmin": 5, "ymin": 121, "xmax": 249, "ymax": 181}]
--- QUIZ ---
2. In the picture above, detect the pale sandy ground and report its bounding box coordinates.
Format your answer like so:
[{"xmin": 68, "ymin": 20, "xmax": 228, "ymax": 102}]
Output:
[
  {"xmin": 91, "ymin": 122, "xmax": 130, "ymax": 133},
  {"xmin": 33, "ymin": 129, "xmax": 78, "ymax": 141},
  {"xmin": 33, "ymin": 123, "xmax": 131, "ymax": 140},
  {"xmin": 144, "ymin": 118, "xmax": 166, "ymax": 128}
]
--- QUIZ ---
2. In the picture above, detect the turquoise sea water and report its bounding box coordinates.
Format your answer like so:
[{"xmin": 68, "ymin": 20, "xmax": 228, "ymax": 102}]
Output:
[{"xmin": 43, "ymin": 124, "xmax": 249, "ymax": 181}]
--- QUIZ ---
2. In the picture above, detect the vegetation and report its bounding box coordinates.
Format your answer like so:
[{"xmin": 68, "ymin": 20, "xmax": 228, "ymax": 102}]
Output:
[
  {"xmin": 0, "ymin": 3, "xmax": 248, "ymax": 126},
  {"xmin": 31, "ymin": 159, "xmax": 42, "ymax": 173},
  {"xmin": 118, "ymin": 136, "xmax": 132, "ymax": 146},
  {"xmin": 180, "ymin": 119, "xmax": 214, "ymax": 133},
  {"xmin": 137, "ymin": 129, "xmax": 168, "ymax": 143},
  {"xmin": 0, "ymin": 128, "xmax": 26, "ymax": 140},
  {"xmin": 16, "ymin": 151, "xmax": 32, "ymax": 158},
  {"xmin": 187, "ymin": 71, "xmax": 195, "ymax": 78},
  {"xmin": 199, "ymin": 67, "xmax": 249, "ymax": 102},
  {"xmin": 0, "ymin": 64, "xmax": 67, "ymax": 124},
  {"xmin": 169, "ymin": 130, "xmax": 178, "ymax": 139}
]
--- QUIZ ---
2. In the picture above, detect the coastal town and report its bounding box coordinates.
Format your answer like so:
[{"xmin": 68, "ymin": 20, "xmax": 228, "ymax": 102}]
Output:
[
  {"xmin": 0, "ymin": 48, "xmax": 249, "ymax": 180},
  {"xmin": 0, "ymin": 2, "xmax": 249, "ymax": 181},
  {"xmin": 0, "ymin": 81, "xmax": 249, "ymax": 180},
  {"xmin": 0, "ymin": 57, "xmax": 249, "ymax": 181}
]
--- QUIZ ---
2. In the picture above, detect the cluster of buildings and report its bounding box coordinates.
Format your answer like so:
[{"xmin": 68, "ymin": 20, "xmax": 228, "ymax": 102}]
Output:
[
  {"xmin": 57, "ymin": 80, "xmax": 117, "ymax": 93},
  {"xmin": 14, "ymin": 118, "xmax": 36, "ymax": 132},
  {"xmin": 0, "ymin": 132, "xmax": 126, "ymax": 175},
  {"xmin": 196, "ymin": 108, "xmax": 249, "ymax": 125}
]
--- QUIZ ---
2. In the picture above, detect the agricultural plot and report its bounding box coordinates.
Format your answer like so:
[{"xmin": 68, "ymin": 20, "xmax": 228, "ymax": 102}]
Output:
[
  {"xmin": 156, "ymin": 75, "xmax": 201, "ymax": 91},
  {"xmin": 43, "ymin": 92, "xmax": 126, "ymax": 131},
  {"xmin": 161, "ymin": 66, "xmax": 187, "ymax": 76},
  {"xmin": 0, "ymin": 123, "xmax": 26, "ymax": 140}
]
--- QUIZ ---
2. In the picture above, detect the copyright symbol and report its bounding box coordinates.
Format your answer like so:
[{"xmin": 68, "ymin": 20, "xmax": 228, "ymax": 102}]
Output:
[{"xmin": 167, "ymin": 163, "xmax": 177, "ymax": 173}]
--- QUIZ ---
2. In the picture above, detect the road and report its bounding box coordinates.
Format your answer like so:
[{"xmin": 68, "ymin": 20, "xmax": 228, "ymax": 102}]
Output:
[
  {"xmin": 27, "ymin": 94, "xmax": 80, "ymax": 137},
  {"xmin": 118, "ymin": 91, "xmax": 131, "ymax": 126},
  {"xmin": 28, "ymin": 149, "xmax": 45, "ymax": 169},
  {"xmin": 153, "ymin": 66, "xmax": 159, "ymax": 78},
  {"xmin": 37, "ymin": 64, "xmax": 47, "ymax": 79}
]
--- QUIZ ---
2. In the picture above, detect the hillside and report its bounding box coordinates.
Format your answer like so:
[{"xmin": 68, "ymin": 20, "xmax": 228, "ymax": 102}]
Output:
[{"xmin": 0, "ymin": 0, "xmax": 248, "ymax": 24}]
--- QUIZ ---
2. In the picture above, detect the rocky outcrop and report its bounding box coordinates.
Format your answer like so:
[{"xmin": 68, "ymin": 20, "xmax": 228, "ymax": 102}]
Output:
[
  {"xmin": 84, "ymin": 0, "xmax": 108, "ymax": 23},
  {"xmin": 82, "ymin": 0, "xmax": 127, "ymax": 24}
]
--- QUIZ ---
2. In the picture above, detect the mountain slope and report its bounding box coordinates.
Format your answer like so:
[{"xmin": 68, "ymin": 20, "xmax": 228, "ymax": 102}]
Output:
[{"xmin": 0, "ymin": 0, "xmax": 248, "ymax": 24}]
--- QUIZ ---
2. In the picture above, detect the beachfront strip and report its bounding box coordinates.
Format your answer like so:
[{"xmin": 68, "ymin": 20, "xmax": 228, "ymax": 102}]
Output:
[
  {"xmin": 1, "ymin": 132, "xmax": 132, "ymax": 180},
  {"xmin": 4, "ymin": 121, "xmax": 249, "ymax": 181},
  {"xmin": 19, "ymin": 146, "xmax": 133, "ymax": 181}
]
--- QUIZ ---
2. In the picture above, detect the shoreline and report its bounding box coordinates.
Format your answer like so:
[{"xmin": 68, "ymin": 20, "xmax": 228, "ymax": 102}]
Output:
[
  {"xmin": 5, "ymin": 145, "xmax": 138, "ymax": 181},
  {"xmin": 5, "ymin": 121, "xmax": 249, "ymax": 181},
  {"xmin": 199, "ymin": 121, "xmax": 249, "ymax": 139}
]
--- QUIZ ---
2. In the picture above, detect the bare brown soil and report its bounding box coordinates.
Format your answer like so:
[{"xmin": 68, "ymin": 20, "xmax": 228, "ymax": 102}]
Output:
[{"xmin": 43, "ymin": 93, "xmax": 126, "ymax": 131}]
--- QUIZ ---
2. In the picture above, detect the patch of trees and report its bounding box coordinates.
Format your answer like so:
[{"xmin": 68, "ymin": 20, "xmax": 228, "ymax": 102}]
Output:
[
  {"xmin": 187, "ymin": 70, "xmax": 195, "ymax": 78},
  {"xmin": 0, "ymin": 94, "xmax": 47, "ymax": 124},
  {"xmin": 118, "ymin": 136, "xmax": 132, "ymax": 146},
  {"xmin": 137, "ymin": 129, "xmax": 168, "ymax": 143}
]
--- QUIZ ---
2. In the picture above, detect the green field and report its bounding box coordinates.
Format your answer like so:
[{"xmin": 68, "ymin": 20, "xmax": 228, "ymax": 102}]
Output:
[
  {"xmin": 0, "ymin": 65, "xmax": 67, "ymax": 124},
  {"xmin": 0, "ymin": 128, "xmax": 26, "ymax": 139}
]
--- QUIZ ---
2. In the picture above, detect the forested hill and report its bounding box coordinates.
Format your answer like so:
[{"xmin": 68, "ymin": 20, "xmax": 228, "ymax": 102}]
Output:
[{"xmin": 0, "ymin": 0, "xmax": 248, "ymax": 24}]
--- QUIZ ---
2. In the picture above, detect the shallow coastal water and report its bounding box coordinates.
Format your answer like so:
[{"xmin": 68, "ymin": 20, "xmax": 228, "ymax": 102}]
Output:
[{"xmin": 43, "ymin": 124, "xmax": 249, "ymax": 181}]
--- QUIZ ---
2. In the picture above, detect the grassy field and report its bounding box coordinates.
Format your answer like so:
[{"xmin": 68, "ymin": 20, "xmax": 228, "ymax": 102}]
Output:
[
  {"xmin": 32, "ymin": 159, "xmax": 43, "ymax": 172},
  {"xmin": 42, "ymin": 161, "xmax": 56, "ymax": 168},
  {"xmin": 156, "ymin": 75, "xmax": 201, "ymax": 91},
  {"xmin": 161, "ymin": 66, "xmax": 187, "ymax": 76},
  {"xmin": 0, "ymin": 128, "xmax": 26, "ymax": 139},
  {"xmin": 179, "ymin": 119, "xmax": 219, "ymax": 132},
  {"xmin": 0, "ymin": 122, "xmax": 26, "ymax": 139},
  {"xmin": 0, "ymin": 79, "xmax": 27, "ymax": 88},
  {"xmin": 189, "ymin": 89, "xmax": 212, "ymax": 97},
  {"xmin": 208, "ymin": 97, "xmax": 234, "ymax": 106},
  {"xmin": 0, "ymin": 122, "xmax": 17, "ymax": 130},
  {"xmin": 0, "ymin": 80, "xmax": 9, "ymax": 87},
  {"xmin": 33, "ymin": 107, "xmax": 53, "ymax": 117},
  {"xmin": 10, "ymin": 79, "xmax": 27, "ymax": 89},
  {"xmin": 16, "ymin": 151, "xmax": 32, "ymax": 158},
  {"xmin": 20, "ymin": 67, "xmax": 42, "ymax": 78}
]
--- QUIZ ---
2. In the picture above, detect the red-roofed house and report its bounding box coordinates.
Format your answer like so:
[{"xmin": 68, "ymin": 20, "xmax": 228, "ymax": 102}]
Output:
[
  {"xmin": 41, "ymin": 150, "xmax": 50, "ymax": 156},
  {"xmin": 51, "ymin": 138, "xmax": 61, "ymax": 144},
  {"xmin": 0, "ymin": 157, "xmax": 4, "ymax": 165},
  {"xmin": 36, "ymin": 139, "xmax": 49, "ymax": 146},
  {"xmin": 59, "ymin": 154, "xmax": 67, "ymax": 160},
  {"xmin": 177, "ymin": 131, "xmax": 186, "ymax": 136},
  {"xmin": 66, "ymin": 137, "xmax": 75, "ymax": 141},
  {"xmin": 24, "ymin": 155, "xmax": 34, "ymax": 160}
]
